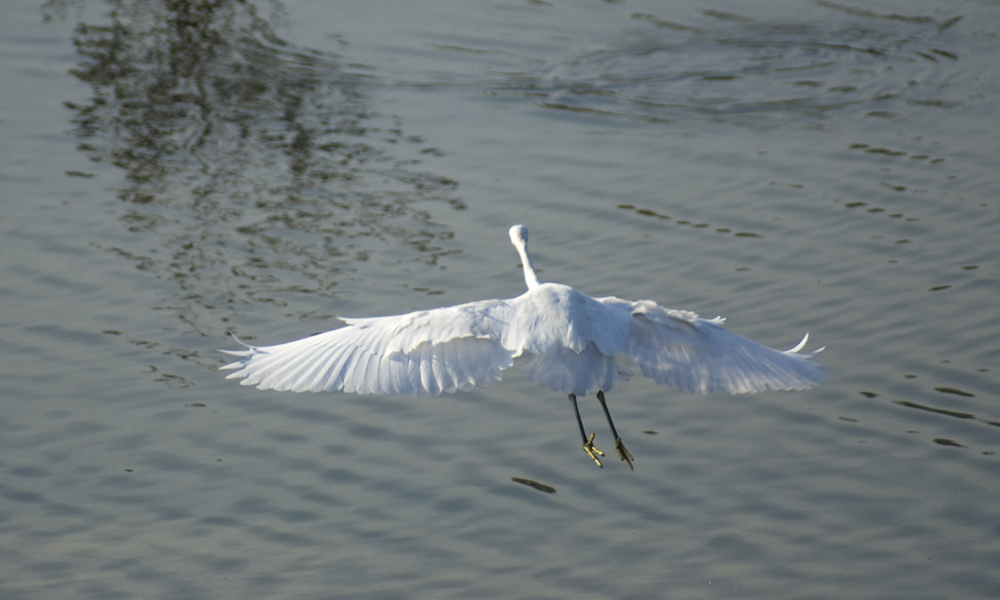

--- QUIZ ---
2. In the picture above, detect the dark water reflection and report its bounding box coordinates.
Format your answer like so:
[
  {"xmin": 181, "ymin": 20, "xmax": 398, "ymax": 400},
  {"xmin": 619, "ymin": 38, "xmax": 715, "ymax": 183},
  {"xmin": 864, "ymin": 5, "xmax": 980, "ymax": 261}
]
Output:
[{"xmin": 56, "ymin": 0, "xmax": 464, "ymax": 338}]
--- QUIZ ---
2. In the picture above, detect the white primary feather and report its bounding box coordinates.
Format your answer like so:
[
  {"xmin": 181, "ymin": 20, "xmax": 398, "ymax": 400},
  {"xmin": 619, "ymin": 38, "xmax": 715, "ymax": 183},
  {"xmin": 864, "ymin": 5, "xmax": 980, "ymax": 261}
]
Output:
[{"xmin": 222, "ymin": 224, "xmax": 825, "ymax": 398}]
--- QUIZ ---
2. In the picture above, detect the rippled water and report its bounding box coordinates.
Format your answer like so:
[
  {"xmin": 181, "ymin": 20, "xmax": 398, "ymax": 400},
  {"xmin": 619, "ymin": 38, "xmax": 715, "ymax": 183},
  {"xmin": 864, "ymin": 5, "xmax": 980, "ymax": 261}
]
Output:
[
  {"xmin": 2, "ymin": 0, "xmax": 999, "ymax": 598},
  {"xmin": 466, "ymin": 7, "xmax": 965, "ymax": 127}
]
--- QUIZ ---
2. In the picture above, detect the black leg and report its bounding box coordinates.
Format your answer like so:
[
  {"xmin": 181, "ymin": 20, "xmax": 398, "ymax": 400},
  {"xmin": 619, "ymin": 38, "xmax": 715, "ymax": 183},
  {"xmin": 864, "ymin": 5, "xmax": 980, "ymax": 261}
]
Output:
[
  {"xmin": 597, "ymin": 390, "xmax": 634, "ymax": 470},
  {"xmin": 569, "ymin": 393, "xmax": 604, "ymax": 467}
]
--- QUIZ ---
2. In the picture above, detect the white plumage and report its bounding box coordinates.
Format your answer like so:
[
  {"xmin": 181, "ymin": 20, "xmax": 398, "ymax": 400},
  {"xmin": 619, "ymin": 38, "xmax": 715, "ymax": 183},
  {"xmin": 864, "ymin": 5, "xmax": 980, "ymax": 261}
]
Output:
[{"xmin": 222, "ymin": 224, "xmax": 824, "ymax": 468}]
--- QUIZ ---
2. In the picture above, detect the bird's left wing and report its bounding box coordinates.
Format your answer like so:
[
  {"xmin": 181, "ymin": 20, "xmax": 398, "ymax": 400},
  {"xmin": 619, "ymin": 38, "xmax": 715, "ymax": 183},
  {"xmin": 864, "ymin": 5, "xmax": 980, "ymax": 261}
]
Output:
[
  {"xmin": 622, "ymin": 300, "xmax": 826, "ymax": 395},
  {"xmin": 220, "ymin": 299, "xmax": 517, "ymax": 396}
]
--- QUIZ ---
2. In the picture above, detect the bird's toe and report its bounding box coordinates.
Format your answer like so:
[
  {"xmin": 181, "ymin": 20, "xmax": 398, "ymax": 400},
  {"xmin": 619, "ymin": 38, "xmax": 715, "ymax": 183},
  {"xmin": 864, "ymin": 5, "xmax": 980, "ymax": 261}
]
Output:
[
  {"xmin": 583, "ymin": 432, "xmax": 605, "ymax": 468},
  {"xmin": 615, "ymin": 437, "xmax": 634, "ymax": 471}
]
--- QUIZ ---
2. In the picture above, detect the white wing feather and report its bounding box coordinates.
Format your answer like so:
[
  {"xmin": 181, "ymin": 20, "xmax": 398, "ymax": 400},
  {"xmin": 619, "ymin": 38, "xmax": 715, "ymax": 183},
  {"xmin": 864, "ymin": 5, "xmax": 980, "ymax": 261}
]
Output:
[
  {"xmin": 623, "ymin": 301, "xmax": 825, "ymax": 394},
  {"xmin": 221, "ymin": 299, "xmax": 518, "ymax": 396},
  {"xmin": 222, "ymin": 284, "xmax": 824, "ymax": 397}
]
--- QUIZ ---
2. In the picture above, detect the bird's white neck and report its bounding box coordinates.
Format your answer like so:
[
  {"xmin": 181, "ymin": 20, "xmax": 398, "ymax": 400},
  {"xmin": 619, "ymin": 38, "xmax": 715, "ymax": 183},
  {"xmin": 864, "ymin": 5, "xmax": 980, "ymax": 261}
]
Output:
[{"xmin": 509, "ymin": 224, "xmax": 541, "ymax": 290}]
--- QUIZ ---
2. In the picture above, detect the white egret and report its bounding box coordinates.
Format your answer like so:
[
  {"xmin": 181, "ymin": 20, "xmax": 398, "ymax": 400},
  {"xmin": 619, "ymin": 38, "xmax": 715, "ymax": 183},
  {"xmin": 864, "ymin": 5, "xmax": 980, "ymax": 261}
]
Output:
[{"xmin": 222, "ymin": 224, "xmax": 825, "ymax": 469}]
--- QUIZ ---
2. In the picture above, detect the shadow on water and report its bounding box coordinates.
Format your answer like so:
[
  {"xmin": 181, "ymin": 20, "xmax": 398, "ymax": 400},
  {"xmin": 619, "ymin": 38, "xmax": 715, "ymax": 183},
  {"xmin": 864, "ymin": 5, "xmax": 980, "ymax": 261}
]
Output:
[{"xmin": 48, "ymin": 0, "xmax": 465, "ymax": 340}]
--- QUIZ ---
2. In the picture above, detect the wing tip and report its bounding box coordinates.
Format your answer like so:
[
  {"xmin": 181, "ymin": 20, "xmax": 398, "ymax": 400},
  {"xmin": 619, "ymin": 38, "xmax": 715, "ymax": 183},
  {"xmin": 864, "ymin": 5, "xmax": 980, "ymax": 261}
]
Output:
[
  {"xmin": 220, "ymin": 332, "xmax": 260, "ymax": 371},
  {"xmin": 786, "ymin": 333, "xmax": 825, "ymax": 358}
]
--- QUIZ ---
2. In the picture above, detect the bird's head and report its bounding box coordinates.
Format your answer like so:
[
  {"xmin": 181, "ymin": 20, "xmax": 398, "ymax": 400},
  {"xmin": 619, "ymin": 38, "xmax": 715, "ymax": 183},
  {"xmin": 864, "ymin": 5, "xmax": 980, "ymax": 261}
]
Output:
[{"xmin": 509, "ymin": 224, "xmax": 528, "ymax": 247}]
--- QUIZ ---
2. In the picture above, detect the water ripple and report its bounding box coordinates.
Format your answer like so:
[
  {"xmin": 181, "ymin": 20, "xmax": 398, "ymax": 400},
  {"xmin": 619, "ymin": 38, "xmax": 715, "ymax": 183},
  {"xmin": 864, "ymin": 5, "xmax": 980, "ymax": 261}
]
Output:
[{"xmin": 475, "ymin": 7, "xmax": 965, "ymax": 126}]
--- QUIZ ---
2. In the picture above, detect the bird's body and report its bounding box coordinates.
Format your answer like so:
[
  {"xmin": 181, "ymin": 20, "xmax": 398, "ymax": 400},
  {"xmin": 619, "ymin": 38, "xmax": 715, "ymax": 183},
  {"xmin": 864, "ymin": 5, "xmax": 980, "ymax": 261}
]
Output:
[{"xmin": 222, "ymin": 225, "xmax": 825, "ymax": 468}]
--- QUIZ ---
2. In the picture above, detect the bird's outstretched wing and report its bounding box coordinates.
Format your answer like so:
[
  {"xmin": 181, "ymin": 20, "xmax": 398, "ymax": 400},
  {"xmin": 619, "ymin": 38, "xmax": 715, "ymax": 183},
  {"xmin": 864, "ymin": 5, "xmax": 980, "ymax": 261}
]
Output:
[
  {"xmin": 622, "ymin": 300, "xmax": 825, "ymax": 395},
  {"xmin": 221, "ymin": 299, "xmax": 517, "ymax": 395}
]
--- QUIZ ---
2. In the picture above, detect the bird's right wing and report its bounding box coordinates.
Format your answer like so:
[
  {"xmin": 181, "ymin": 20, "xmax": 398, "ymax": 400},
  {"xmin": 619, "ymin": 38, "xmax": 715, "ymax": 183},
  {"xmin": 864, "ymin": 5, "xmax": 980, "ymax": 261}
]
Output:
[
  {"xmin": 623, "ymin": 300, "xmax": 826, "ymax": 395},
  {"xmin": 220, "ymin": 299, "xmax": 518, "ymax": 396}
]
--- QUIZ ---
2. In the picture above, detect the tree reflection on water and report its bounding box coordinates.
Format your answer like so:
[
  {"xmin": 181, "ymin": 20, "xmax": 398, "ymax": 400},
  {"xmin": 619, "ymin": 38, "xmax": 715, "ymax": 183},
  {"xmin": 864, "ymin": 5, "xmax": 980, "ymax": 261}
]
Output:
[{"xmin": 51, "ymin": 0, "xmax": 464, "ymax": 340}]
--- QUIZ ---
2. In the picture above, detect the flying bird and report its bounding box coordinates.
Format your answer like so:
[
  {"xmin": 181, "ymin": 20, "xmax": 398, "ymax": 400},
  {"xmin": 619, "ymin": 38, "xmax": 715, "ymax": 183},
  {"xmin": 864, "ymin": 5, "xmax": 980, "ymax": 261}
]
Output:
[{"xmin": 222, "ymin": 225, "xmax": 825, "ymax": 469}]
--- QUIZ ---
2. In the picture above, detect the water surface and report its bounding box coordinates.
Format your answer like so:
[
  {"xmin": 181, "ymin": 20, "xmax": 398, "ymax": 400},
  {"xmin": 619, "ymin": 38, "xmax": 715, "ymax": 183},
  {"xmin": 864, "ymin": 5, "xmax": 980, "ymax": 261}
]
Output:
[{"xmin": 1, "ymin": 0, "xmax": 998, "ymax": 598}]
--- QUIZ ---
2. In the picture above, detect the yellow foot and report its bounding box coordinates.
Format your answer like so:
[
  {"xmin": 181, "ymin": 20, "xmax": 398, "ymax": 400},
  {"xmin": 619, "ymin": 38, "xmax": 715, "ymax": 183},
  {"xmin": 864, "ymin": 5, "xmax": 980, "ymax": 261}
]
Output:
[
  {"xmin": 583, "ymin": 432, "xmax": 605, "ymax": 468},
  {"xmin": 615, "ymin": 437, "xmax": 634, "ymax": 471}
]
